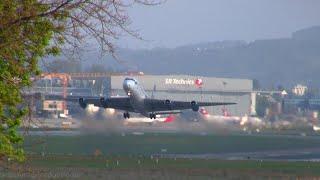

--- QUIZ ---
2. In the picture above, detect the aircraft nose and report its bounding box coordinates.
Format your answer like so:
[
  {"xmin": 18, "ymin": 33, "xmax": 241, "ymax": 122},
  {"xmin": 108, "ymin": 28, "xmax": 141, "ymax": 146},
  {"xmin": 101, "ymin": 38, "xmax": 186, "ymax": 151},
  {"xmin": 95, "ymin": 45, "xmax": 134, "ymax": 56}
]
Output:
[{"xmin": 123, "ymin": 79, "xmax": 135, "ymax": 91}]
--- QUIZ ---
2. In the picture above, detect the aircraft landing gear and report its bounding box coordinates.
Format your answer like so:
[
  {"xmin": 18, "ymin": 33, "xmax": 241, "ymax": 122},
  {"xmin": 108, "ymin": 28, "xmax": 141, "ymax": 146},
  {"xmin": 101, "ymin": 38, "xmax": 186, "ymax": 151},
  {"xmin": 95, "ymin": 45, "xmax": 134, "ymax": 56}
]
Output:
[
  {"xmin": 123, "ymin": 112, "xmax": 130, "ymax": 119},
  {"xmin": 149, "ymin": 113, "xmax": 156, "ymax": 119}
]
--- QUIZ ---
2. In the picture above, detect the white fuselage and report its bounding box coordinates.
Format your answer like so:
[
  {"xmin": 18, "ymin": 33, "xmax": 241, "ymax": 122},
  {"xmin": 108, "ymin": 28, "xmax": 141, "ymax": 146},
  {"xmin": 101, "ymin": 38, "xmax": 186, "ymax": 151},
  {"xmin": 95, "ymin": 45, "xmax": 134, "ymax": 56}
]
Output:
[{"xmin": 123, "ymin": 78, "xmax": 150, "ymax": 116}]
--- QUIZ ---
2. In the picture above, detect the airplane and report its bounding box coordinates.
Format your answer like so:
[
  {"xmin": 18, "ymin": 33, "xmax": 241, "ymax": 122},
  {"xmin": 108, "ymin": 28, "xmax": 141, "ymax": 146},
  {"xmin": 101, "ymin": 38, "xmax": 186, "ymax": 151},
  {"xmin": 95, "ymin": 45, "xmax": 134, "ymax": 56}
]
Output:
[{"xmin": 77, "ymin": 77, "xmax": 236, "ymax": 119}]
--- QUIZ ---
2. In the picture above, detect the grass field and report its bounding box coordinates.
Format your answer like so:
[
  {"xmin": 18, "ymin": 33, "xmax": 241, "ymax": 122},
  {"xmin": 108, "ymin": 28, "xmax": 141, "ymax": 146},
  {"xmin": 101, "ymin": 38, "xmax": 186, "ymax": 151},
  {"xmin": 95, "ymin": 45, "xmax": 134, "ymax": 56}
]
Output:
[
  {"xmin": 24, "ymin": 133, "xmax": 320, "ymax": 155},
  {"xmin": 2, "ymin": 155, "xmax": 320, "ymax": 179},
  {"xmin": 2, "ymin": 132, "xmax": 320, "ymax": 179}
]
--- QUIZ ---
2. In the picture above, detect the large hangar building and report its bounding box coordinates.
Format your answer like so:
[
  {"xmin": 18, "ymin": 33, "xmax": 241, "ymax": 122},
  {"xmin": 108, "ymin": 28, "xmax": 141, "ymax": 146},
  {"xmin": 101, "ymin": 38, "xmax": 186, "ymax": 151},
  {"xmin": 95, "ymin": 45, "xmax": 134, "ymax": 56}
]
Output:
[{"xmin": 110, "ymin": 75, "xmax": 253, "ymax": 116}]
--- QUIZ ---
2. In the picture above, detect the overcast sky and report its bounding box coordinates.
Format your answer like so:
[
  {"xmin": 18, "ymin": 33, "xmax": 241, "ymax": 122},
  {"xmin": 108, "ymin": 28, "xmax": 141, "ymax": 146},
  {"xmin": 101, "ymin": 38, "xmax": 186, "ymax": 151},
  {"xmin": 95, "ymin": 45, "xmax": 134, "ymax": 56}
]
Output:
[{"xmin": 116, "ymin": 0, "xmax": 320, "ymax": 49}]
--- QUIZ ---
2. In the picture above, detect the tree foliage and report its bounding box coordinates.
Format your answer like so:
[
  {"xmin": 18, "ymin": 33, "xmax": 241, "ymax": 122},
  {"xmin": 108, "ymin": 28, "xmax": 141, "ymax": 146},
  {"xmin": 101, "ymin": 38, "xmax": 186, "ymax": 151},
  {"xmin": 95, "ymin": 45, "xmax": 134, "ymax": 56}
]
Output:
[{"xmin": 0, "ymin": 0, "xmax": 159, "ymax": 162}]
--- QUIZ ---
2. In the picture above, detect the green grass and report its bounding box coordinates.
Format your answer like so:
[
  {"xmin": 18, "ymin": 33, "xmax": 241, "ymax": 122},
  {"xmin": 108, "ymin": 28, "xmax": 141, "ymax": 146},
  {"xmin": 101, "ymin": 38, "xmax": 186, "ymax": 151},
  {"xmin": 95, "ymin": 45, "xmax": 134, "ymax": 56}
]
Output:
[
  {"xmin": 24, "ymin": 133, "xmax": 320, "ymax": 156},
  {"xmin": 3, "ymin": 133, "xmax": 320, "ymax": 179},
  {"xmin": 27, "ymin": 155, "xmax": 320, "ymax": 172},
  {"xmin": 2, "ymin": 155, "xmax": 320, "ymax": 179}
]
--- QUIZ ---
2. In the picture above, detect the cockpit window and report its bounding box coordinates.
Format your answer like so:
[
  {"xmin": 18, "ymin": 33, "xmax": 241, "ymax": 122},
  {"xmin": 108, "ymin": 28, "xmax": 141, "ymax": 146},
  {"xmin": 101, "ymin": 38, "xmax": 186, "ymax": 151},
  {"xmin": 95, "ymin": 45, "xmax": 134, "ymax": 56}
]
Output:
[{"xmin": 125, "ymin": 78, "xmax": 138, "ymax": 84}]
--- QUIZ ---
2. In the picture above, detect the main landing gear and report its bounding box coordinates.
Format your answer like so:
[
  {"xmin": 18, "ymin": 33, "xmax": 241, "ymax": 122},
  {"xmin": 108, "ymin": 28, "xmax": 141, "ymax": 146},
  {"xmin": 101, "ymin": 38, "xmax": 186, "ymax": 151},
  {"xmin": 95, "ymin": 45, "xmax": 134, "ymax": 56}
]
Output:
[
  {"xmin": 123, "ymin": 112, "xmax": 130, "ymax": 119},
  {"xmin": 149, "ymin": 113, "xmax": 156, "ymax": 119}
]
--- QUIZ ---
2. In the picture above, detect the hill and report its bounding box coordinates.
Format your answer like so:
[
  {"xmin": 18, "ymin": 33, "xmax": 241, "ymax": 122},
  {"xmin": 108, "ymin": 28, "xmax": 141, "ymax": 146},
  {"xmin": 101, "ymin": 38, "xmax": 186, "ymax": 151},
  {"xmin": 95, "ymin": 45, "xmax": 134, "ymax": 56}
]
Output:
[
  {"xmin": 45, "ymin": 26, "xmax": 320, "ymax": 88},
  {"xmin": 111, "ymin": 26, "xmax": 320, "ymax": 88}
]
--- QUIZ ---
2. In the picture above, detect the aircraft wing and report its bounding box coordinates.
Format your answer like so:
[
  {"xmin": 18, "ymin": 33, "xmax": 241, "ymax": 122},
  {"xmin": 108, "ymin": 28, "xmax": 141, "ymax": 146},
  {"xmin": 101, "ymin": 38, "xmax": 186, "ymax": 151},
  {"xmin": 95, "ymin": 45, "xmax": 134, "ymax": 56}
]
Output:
[
  {"xmin": 46, "ymin": 95, "xmax": 134, "ymax": 112},
  {"xmin": 45, "ymin": 95, "xmax": 103, "ymax": 106},
  {"xmin": 102, "ymin": 97, "xmax": 133, "ymax": 111},
  {"xmin": 144, "ymin": 98, "xmax": 236, "ymax": 112},
  {"xmin": 79, "ymin": 96, "xmax": 134, "ymax": 112}
]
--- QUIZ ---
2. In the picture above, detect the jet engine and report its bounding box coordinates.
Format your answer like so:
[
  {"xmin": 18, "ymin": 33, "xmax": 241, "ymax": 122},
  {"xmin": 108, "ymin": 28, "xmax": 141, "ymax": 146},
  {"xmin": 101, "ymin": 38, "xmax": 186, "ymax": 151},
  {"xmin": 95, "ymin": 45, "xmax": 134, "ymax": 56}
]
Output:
[
  {"xmin": 191, "ymin": 101, "xmax": 199, "ymax": 112},
  {"xmin": 79, "ymin": 98, "xmax": 87, "ymax": 109}
]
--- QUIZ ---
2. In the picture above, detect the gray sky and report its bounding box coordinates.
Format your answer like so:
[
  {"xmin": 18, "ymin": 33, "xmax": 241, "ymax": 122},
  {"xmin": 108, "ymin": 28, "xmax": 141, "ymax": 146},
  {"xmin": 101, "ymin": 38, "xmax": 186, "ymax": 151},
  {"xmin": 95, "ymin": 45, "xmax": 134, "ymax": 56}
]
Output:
[{"xmin": 117, "ymin": 0, "xmax": 320, "ymax": 49}]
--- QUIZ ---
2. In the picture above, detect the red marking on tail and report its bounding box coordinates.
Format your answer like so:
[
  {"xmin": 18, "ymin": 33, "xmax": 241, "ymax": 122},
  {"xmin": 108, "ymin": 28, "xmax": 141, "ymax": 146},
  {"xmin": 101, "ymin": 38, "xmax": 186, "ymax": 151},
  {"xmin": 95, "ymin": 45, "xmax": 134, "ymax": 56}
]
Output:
[{"xmin": 164, "ymin": 115, "xmax": 175, "ymax": 123}]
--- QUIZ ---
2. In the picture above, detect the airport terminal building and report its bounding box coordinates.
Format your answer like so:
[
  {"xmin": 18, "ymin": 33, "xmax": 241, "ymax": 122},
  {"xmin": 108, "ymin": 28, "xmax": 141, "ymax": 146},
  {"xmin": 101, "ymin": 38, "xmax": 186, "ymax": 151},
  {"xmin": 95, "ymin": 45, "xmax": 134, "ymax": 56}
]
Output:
[{"xmin": 109, "ymin": 75, "xmax": 253, "ymax": 116}]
